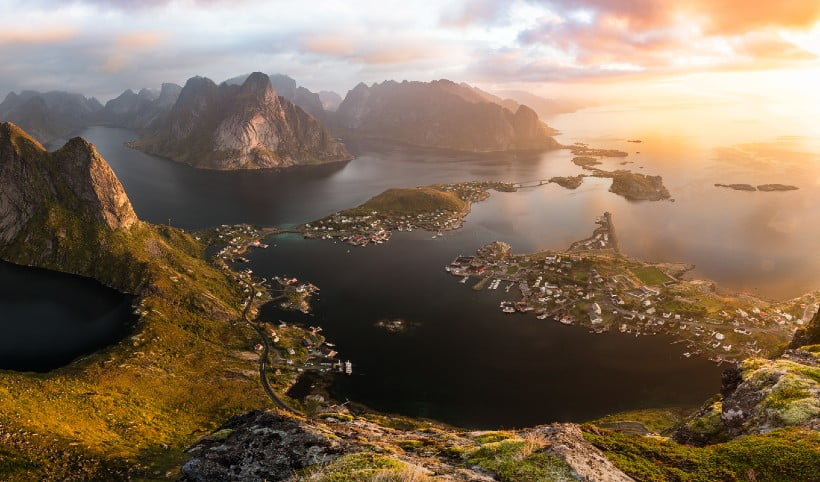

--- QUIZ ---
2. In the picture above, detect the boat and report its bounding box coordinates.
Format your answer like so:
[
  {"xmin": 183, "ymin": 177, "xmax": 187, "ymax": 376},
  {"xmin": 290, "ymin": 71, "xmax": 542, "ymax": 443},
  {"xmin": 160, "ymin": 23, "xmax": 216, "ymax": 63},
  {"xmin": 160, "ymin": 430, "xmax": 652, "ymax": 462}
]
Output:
[
  {"xmin": 460, "ymin": 276, "xmax": 469, "ymax": 283},
  {"xmin": 344, "ymin": 360, "xmax": 353, "ymax": 375}
]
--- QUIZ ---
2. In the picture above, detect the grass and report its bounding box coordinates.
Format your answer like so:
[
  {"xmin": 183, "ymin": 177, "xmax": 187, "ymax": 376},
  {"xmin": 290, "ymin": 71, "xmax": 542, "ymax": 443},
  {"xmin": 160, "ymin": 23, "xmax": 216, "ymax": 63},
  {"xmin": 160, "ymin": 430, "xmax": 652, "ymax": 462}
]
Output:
[
  {"xmin": 590, "ymin": 407, "xmax": 696, "ymax": 435},
  {"xmin": 344, "ymin": 187, "xmax": 467, "ymax": 216},
  {"xmin": 583, "ymin": 425, "xmax": 820, "ymax": 482},
  {"xmin": 300, "ymin": 453, "xmax": 431, "ymax": 482},
  {"xmin": 0, "ymin": 126, "xmax": 312, "ymax": 477},
  {"xmin": 467, "ymin": 434, "xmax": 575, "ymax": 482},
  {"xmin": 632, "ymin": 266, "xmax": 674, "ymax": 286}
]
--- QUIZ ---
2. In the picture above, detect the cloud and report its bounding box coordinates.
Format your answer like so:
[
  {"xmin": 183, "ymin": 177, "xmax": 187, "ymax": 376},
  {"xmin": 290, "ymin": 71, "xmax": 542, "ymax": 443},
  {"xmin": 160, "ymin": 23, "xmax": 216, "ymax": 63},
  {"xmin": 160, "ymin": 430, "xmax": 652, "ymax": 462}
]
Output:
[
  {"xmin": 116, "ymin": 31, "xmax": 168, "ymax": 49},
  {"xmin": 0, "ymin": 26, "xmax": 77, "ymax": 44}
]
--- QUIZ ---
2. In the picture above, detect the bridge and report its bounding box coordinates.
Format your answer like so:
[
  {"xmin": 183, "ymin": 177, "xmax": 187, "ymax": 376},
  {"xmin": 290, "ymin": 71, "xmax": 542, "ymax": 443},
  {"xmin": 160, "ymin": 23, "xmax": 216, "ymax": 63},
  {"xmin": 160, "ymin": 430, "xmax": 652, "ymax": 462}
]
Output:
[{"xmin": 512, "ymin": 179, "xmax": 553, "ymax": 188}]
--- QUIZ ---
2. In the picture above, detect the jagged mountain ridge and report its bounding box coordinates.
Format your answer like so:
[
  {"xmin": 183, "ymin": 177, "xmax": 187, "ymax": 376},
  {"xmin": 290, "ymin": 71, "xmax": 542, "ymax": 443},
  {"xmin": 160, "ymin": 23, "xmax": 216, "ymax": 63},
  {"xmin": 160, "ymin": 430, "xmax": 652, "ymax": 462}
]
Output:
[
  {"xmin": 132, "ymin": 72, "xmax": 352, "ymax": 170},
  {"xmin": 333, "ymin": 79, "xmax": 560, "ymax": 152},
  {"xmin": 95, "ymin": 83, "xmax": 182, "ymax": 131}
]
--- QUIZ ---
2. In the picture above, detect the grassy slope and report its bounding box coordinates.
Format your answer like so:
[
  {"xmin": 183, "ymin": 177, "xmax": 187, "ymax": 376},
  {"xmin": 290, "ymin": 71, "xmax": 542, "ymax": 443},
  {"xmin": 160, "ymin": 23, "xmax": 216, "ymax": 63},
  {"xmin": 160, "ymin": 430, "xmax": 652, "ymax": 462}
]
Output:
[
  {"xmin": 0, "ymin": 129, "xmax": 275, "ymax": 478},
  {"xmin": 0, "ymin": 218, "xmax": 271, "ymax": 478},
  {"xmin": 343, "ymin": 187, "xmax": 467, "ymax": 216},
  {"xmin": 584, "ymin": 425, "xmax": 820, "ymax": 481}
]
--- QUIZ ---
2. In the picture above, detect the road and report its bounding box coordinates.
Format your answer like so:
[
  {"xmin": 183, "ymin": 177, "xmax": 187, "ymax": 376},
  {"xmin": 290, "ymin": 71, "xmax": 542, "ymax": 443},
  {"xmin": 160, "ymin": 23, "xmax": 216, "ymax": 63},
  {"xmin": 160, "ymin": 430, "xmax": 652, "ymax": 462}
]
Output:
[{"xmin": 241, "ymin": 289, "xmax": 296, "ymax": 414}]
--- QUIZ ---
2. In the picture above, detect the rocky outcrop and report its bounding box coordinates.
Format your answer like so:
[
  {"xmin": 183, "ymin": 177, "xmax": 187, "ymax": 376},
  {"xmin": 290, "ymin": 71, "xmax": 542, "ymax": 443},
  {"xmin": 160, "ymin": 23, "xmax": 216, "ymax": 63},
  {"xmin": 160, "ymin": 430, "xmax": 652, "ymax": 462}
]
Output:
[
  {"xmin": 181, "ymin": 409, "xmax": 634, "ymax": 482},
  {"xmin": 0, "ymin": 122, "xmax": 136, "ymax": 245},
  {"xmin": 525, "ymin": 424, "xmax": 633, "ymax": 482},
  {"xmin": 132, "ymin": 73, "xmax": 351, "ymax": 170},
  {"xmin": 181, "ymin": 411, "xmax": 349, "ymax": 481},
  {"xmin": 0, "ymin": 91, "xmax": 102, "ymax": 144},
  {"xmin": 674, "ymin": 344, "xmax": 819, "ymax": 446},
  {"xmin": 333, "ymin": 79, "xmax": 560, "ymax": 152},
  {"xmin": 96, "ymin": 83, "xmax": 182, "ymax": 131}
]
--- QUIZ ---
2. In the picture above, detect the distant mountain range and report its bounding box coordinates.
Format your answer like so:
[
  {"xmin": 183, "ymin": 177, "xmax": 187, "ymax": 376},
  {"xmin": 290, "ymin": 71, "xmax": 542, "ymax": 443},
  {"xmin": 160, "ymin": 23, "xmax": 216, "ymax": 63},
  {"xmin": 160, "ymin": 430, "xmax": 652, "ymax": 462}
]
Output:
[
  {"xmin": 131, "ymin": 72, "xmax": 352, "ymax": 169},
  {"xmin": 333, "ymin": 79, "xmax": 560, "ymax": 151},
  {"xmin": 1, "ymin": 74, "xmax": 567, "ymax": 167},
  {"xmin": 0, "ymin": 91, "xmax": 102, "ymax": 144},
  {"xmin": 94, "ymin": 83, "xmax": 182, "ymax": 131}
]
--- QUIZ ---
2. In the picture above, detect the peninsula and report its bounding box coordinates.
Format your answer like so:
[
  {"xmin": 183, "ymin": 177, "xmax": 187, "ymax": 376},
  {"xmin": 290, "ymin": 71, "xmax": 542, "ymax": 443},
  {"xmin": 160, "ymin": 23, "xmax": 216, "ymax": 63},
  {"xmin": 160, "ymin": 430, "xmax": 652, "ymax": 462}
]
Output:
[{"xmin": 446, "ymin": 211, "xmax": 816, "ymax": 363}]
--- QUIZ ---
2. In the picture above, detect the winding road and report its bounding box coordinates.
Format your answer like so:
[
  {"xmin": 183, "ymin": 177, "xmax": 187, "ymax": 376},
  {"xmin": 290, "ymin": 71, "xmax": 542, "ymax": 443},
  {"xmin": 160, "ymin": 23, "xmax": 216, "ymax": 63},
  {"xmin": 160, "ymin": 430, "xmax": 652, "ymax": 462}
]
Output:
[{"xmin": 241, "ymin": 289, "xmax": 296, "ymax": 414}]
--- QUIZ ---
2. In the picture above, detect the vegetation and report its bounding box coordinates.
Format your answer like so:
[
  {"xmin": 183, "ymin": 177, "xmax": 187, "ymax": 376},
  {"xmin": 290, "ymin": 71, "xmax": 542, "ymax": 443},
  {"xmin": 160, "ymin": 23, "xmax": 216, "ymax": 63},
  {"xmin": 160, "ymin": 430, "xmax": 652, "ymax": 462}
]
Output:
[
  {"xmin": 345, "ymin": 187, "xmax": 467, "ymax": 216},
  {"xmin": 584, "ymin": 425, "xmax": 820, "ymax": 482},
  {"xmin": 0, "ymin": 201, "xmax": 317, "ymax": 478},
  {"xmin": 467, "ymin": 435, "xmax": 575, "ymax": 481},
  {"xmin": 631, "ymin": 266, "xmax": 674, "ymax": 286},
  {"xmin": 590, "ymin": 407, "xmax": 696, "ymax": 435},
  {"xmin": 300, "ymin": 453, "xmax": 431, "ymax": 482}
]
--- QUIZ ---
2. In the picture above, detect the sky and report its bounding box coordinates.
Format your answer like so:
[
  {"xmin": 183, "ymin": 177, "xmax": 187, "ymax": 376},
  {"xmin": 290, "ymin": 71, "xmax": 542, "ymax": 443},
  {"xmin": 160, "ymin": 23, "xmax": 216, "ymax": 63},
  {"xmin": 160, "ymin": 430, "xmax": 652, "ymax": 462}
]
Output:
[{"xmin": 1, "ymin": 0, "xmax": 819, "ymax": 118}]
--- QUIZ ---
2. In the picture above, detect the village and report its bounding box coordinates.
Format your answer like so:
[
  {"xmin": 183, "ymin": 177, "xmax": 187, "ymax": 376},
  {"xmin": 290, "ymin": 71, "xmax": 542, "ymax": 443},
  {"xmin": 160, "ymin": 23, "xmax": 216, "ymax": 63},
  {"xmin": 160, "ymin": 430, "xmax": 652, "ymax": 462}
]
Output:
[
  {"xmin": 300, "ymin": 181, "xmax": 516, "ymax": 246},
  {"xmin": 446, "ymin": 212, "xmax": 819, "ymax": 363},
  {"xmin": 200, "ymin": 223, "xmax": 353, "ymax": 387}
]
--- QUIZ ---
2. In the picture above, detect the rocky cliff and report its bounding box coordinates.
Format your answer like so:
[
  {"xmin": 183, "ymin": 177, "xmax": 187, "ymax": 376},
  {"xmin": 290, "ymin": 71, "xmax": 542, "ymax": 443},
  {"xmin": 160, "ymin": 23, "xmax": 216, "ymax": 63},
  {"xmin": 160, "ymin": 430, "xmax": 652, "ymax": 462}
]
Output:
[
  {"xmin": 0, "ymin": 122, "xmax": 136, "ymax": 244},
  {"xmin": 333, "ymin": 79, "xmax": 560, "ymax": 152},
  {"xmin": 132, "ymin": 73, "xmax": 351, "ymax": 170},
  {"xmin": 96, "ymin": 83, "xmax": 182, "ymax": 130},
  {"xmin": 0, "ymin": 91, "xmax": 102, "ymax": 144}
]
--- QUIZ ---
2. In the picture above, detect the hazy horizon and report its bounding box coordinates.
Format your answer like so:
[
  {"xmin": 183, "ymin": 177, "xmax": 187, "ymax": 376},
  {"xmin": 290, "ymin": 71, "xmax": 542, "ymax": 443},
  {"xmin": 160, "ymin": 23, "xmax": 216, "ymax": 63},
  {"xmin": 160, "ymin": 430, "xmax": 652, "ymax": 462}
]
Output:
[{"xmin": 1, "ymin": 0, "xmax": 818, "ymax": 131}]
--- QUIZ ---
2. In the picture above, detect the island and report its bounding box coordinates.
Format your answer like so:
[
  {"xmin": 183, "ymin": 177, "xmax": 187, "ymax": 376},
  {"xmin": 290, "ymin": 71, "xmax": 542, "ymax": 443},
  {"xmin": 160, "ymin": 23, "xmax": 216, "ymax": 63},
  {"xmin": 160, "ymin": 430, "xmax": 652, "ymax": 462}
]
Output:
[
  {"xmin": 757, "ymin": 183, "xmax": 799, "ymax": 191},
  {"xmin": 445, "ymin": 211, "xmax": 816, "ymax": 363},
  {"xmin": 715, "ymin": 183, "xmax": 757, "ymax": 191},
  {"xmin": 300, "ymin": 181, "xmax": 514, "ymax": 246},
  {"xmin": 716, "ymin": 183, "xmax": 799, "ymax": 192}
]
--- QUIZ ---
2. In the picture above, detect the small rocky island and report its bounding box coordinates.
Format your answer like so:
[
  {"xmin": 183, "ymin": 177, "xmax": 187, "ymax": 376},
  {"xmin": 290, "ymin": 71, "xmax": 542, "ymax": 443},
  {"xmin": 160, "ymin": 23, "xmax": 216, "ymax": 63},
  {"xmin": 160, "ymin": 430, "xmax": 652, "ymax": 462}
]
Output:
[{"xmin": 716, "ymin": 183, "xmax": 799, "ymax": 192}]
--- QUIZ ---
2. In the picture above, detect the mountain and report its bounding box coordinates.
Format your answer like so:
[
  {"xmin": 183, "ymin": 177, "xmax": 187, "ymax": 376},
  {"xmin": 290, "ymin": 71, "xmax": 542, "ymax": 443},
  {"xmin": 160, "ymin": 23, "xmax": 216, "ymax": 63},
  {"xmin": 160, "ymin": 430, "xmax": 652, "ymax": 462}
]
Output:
[
  {"xmin": 0, "ymin": 91, "xmax": 102, "ymax": 144},
  {"xmin": 0, "ymin": 121, "xmax": 139, "ymax": 282},
  {"xmin": 333, "ymin": 79, "xmax": 560, "ymax": 151},
  {"xmin": 319, "ymin": 90, "xmax": 343, "ymax": 111},
  {"xmin": 132, "ymin": 72, "xmax": 352, "ymax": 170},
  {"xmin": 224, "ymin": 73, "xmax": 325, "ymax": 120},
  {"xmin": 97, "ymin": 83, "xmax": 182, "ymax": 130}
]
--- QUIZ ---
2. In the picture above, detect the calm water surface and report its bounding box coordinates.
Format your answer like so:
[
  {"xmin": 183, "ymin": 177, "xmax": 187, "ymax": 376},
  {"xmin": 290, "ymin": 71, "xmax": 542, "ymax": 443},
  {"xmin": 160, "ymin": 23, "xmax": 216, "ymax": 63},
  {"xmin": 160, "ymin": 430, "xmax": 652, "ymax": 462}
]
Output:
[
  {"xmin": 21, "ymin": 120, "xmax": 816, "ymax": 426},
  {"xmin": 0, "ymin": 261, "xmax": 134, "ymax": 372}
]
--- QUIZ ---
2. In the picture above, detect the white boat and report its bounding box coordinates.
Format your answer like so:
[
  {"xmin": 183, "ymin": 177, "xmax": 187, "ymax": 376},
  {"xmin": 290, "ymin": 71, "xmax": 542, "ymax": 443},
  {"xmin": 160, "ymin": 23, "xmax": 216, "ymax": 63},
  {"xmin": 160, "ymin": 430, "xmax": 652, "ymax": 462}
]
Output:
[
  {"xmin": 344, "ymin": 360, "xmax": 353, "ymax": 375},
  {"xmin": 460, "ymin": 276, "xmax": 469, "ymax": 283}
]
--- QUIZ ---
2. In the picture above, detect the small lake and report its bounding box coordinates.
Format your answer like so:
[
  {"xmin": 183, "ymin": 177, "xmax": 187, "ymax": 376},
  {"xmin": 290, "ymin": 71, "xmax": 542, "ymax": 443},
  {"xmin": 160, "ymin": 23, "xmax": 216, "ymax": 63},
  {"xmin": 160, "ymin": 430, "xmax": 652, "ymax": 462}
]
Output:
[{"xmin": 0, "ymin": 261, "xmax": 135, "ymax": 372}]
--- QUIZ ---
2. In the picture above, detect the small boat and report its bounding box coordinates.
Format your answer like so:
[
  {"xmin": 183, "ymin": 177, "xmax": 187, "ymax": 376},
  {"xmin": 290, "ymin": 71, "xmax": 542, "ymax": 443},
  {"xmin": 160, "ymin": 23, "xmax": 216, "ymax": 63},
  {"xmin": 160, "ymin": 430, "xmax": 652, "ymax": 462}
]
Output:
[{"xmin": 344, "ymin": 360, "xmax": 353, "ymax": 375}]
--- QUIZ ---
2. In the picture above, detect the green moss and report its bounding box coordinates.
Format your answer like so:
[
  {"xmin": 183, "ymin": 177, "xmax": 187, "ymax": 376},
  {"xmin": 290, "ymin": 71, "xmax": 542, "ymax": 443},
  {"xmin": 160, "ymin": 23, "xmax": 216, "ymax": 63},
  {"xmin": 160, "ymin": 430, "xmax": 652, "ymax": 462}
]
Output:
[
  {"xmin": 584, "ymin": 425, "xmax": 820, "ymax": 482},
  {"xmin": 686, "ymin": 401, "xmax": 724, "ymax": 435},
  {"xmin": 590, "ymin": 407, "xmax": 695, "ymax": 434},
  {"xmin": 303, "ymin": 453, "xmax": 420, "ymax": 482},
  {"xmin": 472, "ymin": 431, "xmax": 513, "ymax": 444},
  {"xmin": 468, "ymin": 439, "xmax": 575, "ymax": 482},
  {"xmin": 209, "ymin": 429, "xmax": 234, "ymax": 441},
  {"xmin": 319, "ymin": 413, "xmax": 354, "ymax": 422}
]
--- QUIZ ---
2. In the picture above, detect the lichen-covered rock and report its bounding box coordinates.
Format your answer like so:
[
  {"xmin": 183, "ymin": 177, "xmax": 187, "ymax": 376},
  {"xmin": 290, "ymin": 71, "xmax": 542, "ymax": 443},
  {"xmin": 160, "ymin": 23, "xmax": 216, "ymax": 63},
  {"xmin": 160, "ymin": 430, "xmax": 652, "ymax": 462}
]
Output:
[
  {"xmin": 675, "ymin": 348, "xmax": 820, "ymax": 446},
  {"xmin": 526, "ymin": 424, "xmax": 634, "ymax": 482},
  {"xmin": 181, "ymin": 411, "xmax": 349, "ymax": 481}
]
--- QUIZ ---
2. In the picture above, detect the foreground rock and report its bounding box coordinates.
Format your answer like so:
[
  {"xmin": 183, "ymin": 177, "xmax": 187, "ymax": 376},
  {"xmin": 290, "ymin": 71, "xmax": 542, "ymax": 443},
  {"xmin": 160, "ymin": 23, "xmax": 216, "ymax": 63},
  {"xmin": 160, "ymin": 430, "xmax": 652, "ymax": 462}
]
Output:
[
  {"xmin": 132, "ymin": 72, "xmax": 351, "ymax": 170},
  {"xmin": 182, "ymin": 410, "xmax": 632, "ymax": 482}
]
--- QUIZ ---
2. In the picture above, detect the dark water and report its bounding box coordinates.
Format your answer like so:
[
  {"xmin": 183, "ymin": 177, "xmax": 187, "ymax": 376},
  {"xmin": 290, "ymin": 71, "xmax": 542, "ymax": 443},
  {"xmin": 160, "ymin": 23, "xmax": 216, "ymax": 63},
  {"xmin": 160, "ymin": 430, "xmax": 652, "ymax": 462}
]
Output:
[
  {"xmin": 27, "ymin": 124, "xmax": 818, "ymax": 427},
  {"xmin": 0, "ymin": 261, "xmax": 135, "ymax": 372}
]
